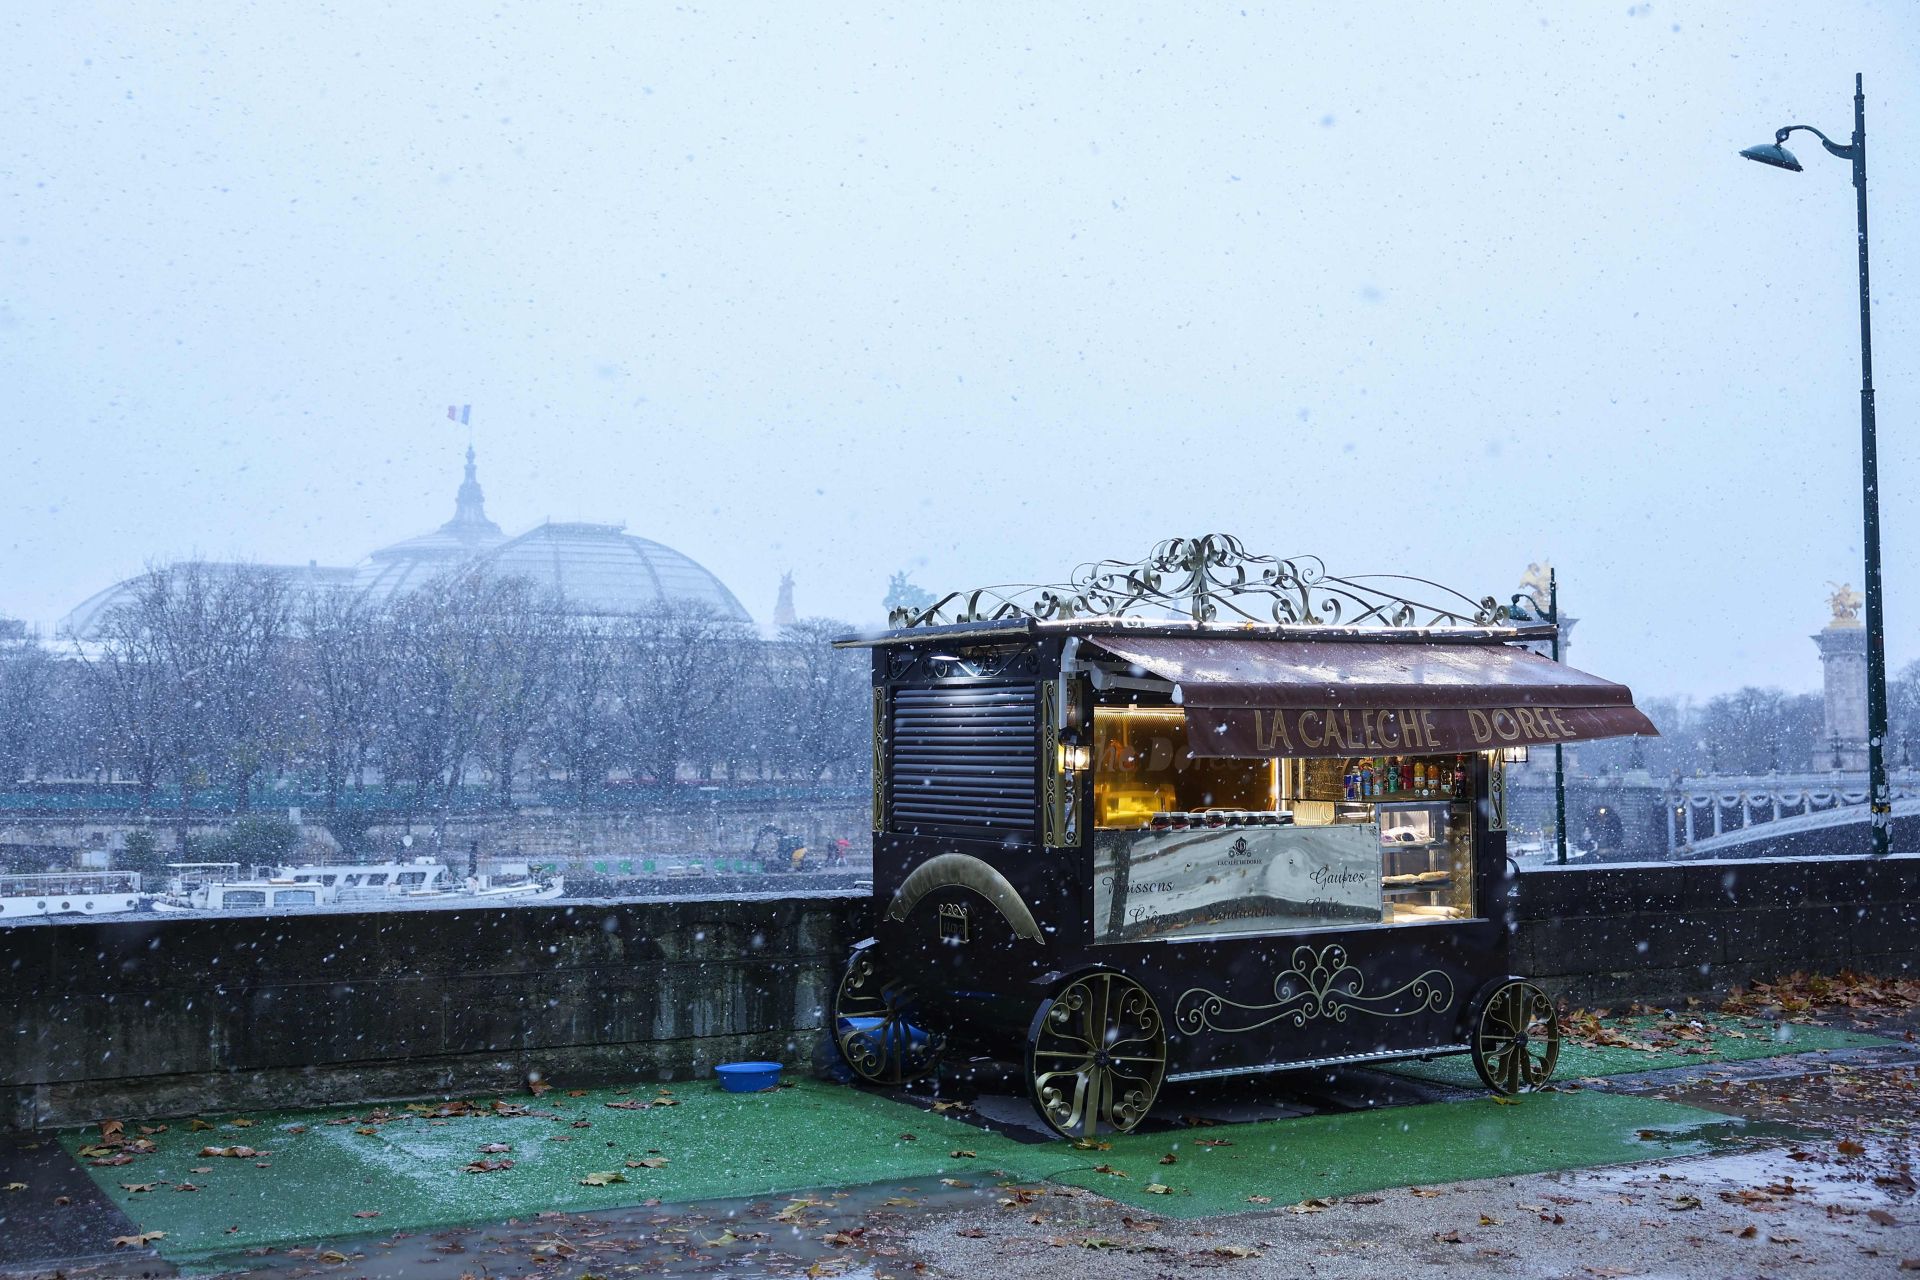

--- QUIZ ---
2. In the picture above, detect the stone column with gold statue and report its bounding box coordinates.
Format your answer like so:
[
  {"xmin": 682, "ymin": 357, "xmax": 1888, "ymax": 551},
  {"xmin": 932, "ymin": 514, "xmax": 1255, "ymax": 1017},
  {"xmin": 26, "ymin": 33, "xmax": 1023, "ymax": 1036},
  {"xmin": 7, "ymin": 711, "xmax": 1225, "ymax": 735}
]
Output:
[{"xmin": 1812, "ymin": 584, "xmax": 1870, "ymax": 772}]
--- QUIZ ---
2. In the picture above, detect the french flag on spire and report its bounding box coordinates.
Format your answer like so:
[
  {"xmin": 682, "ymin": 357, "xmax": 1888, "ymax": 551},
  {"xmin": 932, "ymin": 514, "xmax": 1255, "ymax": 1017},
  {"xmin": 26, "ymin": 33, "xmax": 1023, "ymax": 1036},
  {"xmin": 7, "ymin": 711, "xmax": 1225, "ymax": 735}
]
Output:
[{"xmin": 447, "ymin": 404, "xmax": 471, "ymax": 425}]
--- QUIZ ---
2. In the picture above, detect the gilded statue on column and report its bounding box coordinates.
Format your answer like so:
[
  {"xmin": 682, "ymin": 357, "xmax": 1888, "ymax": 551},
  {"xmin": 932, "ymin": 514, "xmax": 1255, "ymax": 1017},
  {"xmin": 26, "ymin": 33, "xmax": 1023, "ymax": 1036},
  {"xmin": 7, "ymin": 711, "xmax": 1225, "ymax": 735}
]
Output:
[{"xmin": 1825, "ymin": 581, "xmax": 1864, "ymax": 627}]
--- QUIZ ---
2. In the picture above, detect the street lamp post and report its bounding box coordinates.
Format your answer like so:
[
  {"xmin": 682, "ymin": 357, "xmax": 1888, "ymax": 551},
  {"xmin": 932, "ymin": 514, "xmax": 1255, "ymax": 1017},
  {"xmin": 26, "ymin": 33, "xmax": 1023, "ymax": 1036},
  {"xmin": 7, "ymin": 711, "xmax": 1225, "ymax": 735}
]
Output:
[{"xmin": 1741, "ymin": 73, "xmax": 1892, "ymax": 856}]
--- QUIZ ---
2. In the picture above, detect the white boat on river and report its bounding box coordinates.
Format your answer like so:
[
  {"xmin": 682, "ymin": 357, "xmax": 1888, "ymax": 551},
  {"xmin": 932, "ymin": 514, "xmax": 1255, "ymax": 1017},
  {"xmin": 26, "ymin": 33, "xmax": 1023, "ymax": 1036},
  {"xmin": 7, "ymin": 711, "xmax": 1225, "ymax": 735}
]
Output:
[
  {"xmin": 0, "ymin": 871, "xmax": 146, "ymax": 919},
  {"xmin": 152, "ymin": 858, "xmax": 564, "ymax": 912}
]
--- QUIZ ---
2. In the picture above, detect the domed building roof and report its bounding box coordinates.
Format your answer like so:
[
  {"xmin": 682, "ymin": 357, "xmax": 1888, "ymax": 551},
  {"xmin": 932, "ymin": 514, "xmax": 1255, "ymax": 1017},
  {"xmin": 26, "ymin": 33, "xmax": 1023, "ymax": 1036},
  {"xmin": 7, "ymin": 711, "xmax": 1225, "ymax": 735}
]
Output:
[
  {"xmin": 60, "ymin": 562, "xmax": 356, "ymax": 641},
  {"xmin": 353, "ymin": 446, "xmax": 509, "ymax": 604},
  {"xmin": 476, "ymin": 522, "xmax": 752, "ymax": 623},
  {"xmin": 61, "ymin": 445, "xmax": 754, "ymax": 636}
]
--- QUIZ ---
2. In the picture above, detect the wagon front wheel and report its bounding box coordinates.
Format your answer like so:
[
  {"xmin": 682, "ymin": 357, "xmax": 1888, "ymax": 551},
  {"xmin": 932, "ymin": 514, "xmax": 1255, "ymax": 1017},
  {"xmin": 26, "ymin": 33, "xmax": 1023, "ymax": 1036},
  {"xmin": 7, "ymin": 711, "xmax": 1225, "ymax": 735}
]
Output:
[
  {"xmin": 1025, "ymin": 969, "xmax": 1167, "ymax": 1139},
  {"xmin": 833, "ymin": 946, "xmax": 944, "ymax": 1085},
  {"xmin": 1470, "ymin": 978, "xmax": 1559, "ymax": 1095}
]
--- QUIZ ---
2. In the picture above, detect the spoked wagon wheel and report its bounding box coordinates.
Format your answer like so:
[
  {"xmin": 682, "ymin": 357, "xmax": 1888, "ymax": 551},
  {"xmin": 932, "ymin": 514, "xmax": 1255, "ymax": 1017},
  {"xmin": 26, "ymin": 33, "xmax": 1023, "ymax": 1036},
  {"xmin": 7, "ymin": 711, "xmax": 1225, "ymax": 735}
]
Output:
[
  {"xmin": 833, "ymin": 947, "xmax": 945, "ymax": 1085},
  {"xmin": 1470, "ymin": 979, "xmax": 1560, "ymax": 1095},
  {"xmin": 1026, "ymin": 969, "xmax": 1167, "ymax": 1140}
]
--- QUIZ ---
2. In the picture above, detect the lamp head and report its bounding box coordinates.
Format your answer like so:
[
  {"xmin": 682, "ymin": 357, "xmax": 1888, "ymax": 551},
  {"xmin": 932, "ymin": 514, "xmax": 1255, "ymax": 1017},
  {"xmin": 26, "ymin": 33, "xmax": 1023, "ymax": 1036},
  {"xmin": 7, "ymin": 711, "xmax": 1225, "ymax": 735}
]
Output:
[{"xmin": 1739, "ymin": 141, "xmax": 1803, "ymax": 172}]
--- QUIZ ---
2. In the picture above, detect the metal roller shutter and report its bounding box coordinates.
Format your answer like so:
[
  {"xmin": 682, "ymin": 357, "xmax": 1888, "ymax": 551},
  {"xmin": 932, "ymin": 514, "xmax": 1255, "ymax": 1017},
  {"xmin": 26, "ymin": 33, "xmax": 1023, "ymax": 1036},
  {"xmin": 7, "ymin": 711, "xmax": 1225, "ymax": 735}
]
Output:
[{"xmin": 888, "ymin": 683, "xmax": 1039, "ymax": 836}]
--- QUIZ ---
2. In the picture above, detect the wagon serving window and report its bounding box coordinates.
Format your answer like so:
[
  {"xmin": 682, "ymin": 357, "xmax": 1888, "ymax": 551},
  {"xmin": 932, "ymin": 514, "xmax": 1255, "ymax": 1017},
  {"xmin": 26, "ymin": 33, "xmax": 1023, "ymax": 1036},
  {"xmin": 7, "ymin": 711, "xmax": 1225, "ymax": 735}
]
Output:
[
  {"xmin": 1090, "ymin": 703, "xmax": 1474, "ymax": 942},
  {"xmin": 1083, "ymin": 633, "xmax": 1655, "ymax": 945}
]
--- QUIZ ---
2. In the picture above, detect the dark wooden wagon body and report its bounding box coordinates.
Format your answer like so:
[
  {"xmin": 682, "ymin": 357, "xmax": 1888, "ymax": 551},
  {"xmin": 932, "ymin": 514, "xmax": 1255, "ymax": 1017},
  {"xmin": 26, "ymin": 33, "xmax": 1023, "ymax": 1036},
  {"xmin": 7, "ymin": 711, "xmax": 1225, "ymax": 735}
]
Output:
[{"xmin": 831, "ymin": 541, "xmax": 1655, "ymax": 1137}]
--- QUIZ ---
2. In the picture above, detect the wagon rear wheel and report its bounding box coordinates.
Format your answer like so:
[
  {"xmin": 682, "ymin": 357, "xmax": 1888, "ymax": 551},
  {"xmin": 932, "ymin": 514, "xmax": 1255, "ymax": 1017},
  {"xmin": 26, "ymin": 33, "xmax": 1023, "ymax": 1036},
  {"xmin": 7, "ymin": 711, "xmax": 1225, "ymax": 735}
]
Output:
[
  {"xmin": 1470, "ymin": 979, "xmax": 1560, "ymax": 1095},
  {"xmin": 1025, "ymin": 969, "xmax": 1167, "ymax": 1139},
  {"xmin": 833, "ymin": 946, "xmax": 944, "ymax": 1085}
]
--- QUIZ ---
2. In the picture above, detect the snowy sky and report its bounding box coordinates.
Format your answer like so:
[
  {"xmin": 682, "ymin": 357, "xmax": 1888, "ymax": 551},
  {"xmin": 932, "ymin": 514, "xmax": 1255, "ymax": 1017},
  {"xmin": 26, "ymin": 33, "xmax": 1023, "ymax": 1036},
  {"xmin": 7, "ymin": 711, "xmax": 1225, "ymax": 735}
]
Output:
[{"xmin": 3, "ymin": 2, "xmax": 1916, "ymax": 702}]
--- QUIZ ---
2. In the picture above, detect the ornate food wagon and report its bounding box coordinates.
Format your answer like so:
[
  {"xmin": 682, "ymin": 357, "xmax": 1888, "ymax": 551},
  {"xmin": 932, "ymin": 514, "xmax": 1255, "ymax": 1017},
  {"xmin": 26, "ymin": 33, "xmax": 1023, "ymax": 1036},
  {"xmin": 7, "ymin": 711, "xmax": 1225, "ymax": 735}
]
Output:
[{"xmin": 833, "ymin": 537, "xmax": 1656, "ymax": 1138}]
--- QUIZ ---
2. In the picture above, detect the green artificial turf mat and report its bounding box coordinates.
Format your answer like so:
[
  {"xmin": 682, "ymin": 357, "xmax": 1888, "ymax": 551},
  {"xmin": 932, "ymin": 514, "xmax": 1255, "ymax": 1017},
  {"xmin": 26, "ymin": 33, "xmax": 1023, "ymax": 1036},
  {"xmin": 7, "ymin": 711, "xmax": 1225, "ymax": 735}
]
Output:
[
  {"xmin": 1032, "ymin": 1091, "xmax": 1729, "ymax": 1218},
  {"xmin": 1382, "ymin": 1015, "xmax": 1888, "ymax": 1089},
  {"xmin": 66, "ymin": 1080, "xmax": 1032, "ymax": 1265},
  {"xmin": 62, "ymin": 1068, "xmax": 1758, "ymax": 1259}
]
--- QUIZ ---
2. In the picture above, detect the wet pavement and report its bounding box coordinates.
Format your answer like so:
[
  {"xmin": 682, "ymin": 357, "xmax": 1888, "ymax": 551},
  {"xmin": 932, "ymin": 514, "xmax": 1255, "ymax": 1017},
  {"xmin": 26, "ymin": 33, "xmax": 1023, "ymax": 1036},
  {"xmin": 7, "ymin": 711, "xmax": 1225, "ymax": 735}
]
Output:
[{"xmin": 3, "ymin": 1011, "xmax": 1916, "ymax": 1279}]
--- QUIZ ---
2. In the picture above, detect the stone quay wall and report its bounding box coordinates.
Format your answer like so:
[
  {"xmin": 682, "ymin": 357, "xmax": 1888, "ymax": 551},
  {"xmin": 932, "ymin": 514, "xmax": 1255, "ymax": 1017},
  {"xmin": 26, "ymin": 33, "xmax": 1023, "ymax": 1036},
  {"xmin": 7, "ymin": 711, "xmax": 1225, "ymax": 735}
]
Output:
[
  {"xmin": 1512, "ymin": 853, "xmax": 1920, "ymax": 1004},
  {"xmin": 5, "ymin": 854, "xmax": 1917, "ymax": 1131},
  {"xmin": 1, "ymin": 894, "xmax": 862, "ymax": 1132}
]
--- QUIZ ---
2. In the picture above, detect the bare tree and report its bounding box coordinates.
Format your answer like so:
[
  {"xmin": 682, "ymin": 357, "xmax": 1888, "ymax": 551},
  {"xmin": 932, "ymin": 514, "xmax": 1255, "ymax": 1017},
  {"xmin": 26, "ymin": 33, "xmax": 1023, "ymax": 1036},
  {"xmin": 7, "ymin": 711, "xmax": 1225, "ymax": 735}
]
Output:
[
  {"xmin": 611, "ymin": 601, "xmax": 756, "ymax": 790},
  {"xmin": 198, "ymin": 566, "xmax": 294, "ymax": 810},
  {"xmin": 765, "ymin": 617, "xmax": 869, "ymax": 782},
  {"xmin": 544, "ymin": 617, "xmax": 619, "ymax": 803},
  {"xmin": 375, "ymin": 570, "xmax": 494, "ymax": 845},
  {"xmin": 83, "ymin": 602, "xmax": 169, "ymax": 809},
  {"xmin": 475, "ymin": 577, "xmax": 565, "ymax": 807},
  {"xmin": 292, "ymin": 588, "xmax": 386, "ymax": 813},
  {"xmin": 105, "ymin": 563, "xmax": 293, "ymax": 843},
  {"xmin": 1891, "ymin": 659, "xmax": 1920, "ymax": 768},
  {"xmin": 0, "ymin": 624, "xmax": 53, "ymax": 785},
  {"xmin": 1695, "ymin": 688, "xmax": 1822, "ymax": 775}
]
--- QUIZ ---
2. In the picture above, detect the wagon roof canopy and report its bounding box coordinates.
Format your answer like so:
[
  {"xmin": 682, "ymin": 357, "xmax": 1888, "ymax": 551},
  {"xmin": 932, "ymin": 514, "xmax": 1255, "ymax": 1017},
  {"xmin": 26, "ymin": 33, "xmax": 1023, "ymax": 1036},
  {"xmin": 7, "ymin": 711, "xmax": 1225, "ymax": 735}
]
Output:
[{"xmin": 1084, "ymin": 634, "xmax": 1658, "ymax": 759}]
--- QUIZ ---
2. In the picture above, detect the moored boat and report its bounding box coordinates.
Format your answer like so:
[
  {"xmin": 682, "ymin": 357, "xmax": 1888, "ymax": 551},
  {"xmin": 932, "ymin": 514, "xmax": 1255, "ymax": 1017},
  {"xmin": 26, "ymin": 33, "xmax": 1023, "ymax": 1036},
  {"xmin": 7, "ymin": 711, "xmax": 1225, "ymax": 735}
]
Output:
[{"xmin": 0, "ymin": 871, "xmax": 145, "ymax": 919}]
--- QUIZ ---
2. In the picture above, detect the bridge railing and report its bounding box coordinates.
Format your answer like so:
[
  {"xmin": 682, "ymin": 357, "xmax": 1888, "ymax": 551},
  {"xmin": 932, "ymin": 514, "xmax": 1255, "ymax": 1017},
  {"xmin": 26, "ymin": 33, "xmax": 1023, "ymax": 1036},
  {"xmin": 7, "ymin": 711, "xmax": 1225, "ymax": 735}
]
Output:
[{"xmin": 1666, "ymin": 768, "xmax": 1919, "ymax": 852}]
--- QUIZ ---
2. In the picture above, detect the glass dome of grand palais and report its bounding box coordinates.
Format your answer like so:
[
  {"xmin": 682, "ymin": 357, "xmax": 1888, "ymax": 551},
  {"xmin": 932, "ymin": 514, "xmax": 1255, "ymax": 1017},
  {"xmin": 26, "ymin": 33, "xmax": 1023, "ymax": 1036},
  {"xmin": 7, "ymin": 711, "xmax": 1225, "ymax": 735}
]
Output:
[{"xmin": 60, "ymin": 449, "xmax": 751, "ymax": 639}]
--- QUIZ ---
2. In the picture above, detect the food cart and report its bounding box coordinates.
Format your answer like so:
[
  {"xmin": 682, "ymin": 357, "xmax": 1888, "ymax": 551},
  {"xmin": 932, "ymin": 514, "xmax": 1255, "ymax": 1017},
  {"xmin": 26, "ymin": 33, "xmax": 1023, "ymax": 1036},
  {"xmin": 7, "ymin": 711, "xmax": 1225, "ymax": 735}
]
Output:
[{"xmin": 833, "ymin": 536, "xmax": 1658, "ymax": 1138}]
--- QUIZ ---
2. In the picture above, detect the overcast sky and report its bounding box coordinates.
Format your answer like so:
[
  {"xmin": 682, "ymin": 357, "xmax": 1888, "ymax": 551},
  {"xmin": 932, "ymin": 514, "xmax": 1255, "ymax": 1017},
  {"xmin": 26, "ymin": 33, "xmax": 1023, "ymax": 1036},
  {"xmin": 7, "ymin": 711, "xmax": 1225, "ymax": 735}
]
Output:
[{"xmin": 3, "ymin": 3, "xmax": 1916, "ymax": 702}]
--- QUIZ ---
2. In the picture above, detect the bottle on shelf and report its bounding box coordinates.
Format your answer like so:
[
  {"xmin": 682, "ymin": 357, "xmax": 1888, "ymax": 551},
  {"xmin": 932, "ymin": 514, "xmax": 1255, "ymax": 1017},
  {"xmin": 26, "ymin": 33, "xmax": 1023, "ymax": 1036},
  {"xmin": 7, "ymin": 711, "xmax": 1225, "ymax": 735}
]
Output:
[
  {"xmin": 1386, "ymin": 756, "xmax": 1401, "ymax": 795},
  {"xmin": 1344, "ymin": 759, "xmax": 1359, "ymax": 800},
  {"xmin": 1361, "ymin": 757, "xmax": 1376, "ymax": 799},
  {"xmin": 1413, "ymin": 759, "xmax": 1428, "ymax": 796}
]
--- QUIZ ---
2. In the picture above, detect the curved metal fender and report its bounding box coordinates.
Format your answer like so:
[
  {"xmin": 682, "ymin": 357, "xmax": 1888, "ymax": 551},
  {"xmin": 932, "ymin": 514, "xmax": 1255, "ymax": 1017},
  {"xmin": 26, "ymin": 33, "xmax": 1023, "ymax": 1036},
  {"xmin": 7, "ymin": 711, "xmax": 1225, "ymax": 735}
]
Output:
[{"xmin": 886, "ymin": 852, "xmax": 1045, "ymax": 943}]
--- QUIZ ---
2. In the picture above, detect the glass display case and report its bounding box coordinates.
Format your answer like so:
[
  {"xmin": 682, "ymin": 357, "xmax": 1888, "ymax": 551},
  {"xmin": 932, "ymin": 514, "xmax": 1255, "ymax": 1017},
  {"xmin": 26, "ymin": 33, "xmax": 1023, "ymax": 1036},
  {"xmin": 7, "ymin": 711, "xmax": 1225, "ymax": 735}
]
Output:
[{"xmin": 1376, "ymin": 800, "xmax": 1472, "ymax": 922}]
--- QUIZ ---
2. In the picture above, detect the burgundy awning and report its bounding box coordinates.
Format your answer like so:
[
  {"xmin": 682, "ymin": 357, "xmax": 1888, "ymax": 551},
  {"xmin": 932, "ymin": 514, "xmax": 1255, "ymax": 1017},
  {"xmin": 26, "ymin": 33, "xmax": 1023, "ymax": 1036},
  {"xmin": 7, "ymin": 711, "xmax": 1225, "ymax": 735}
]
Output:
[{"xmin": 1088, "ymin": 635, "xmax": 1659, "ymax": 759}]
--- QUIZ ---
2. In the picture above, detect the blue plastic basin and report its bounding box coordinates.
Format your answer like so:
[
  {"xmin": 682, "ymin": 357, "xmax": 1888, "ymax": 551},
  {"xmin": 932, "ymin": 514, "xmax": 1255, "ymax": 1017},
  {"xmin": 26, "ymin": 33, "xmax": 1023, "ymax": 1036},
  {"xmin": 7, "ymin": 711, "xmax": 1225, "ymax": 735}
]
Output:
[{"xmin": 715, "ymin": 1060, "xmax": 783, "ymax": 1092}]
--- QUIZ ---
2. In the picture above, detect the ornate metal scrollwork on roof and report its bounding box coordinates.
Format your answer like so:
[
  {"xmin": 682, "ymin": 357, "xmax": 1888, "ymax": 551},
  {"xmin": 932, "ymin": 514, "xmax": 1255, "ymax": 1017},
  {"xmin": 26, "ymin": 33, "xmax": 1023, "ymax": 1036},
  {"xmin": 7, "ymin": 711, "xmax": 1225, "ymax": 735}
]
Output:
[{"xmin": 888, "ymin": 534, "xmax": 1517, "ymax": 630}]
